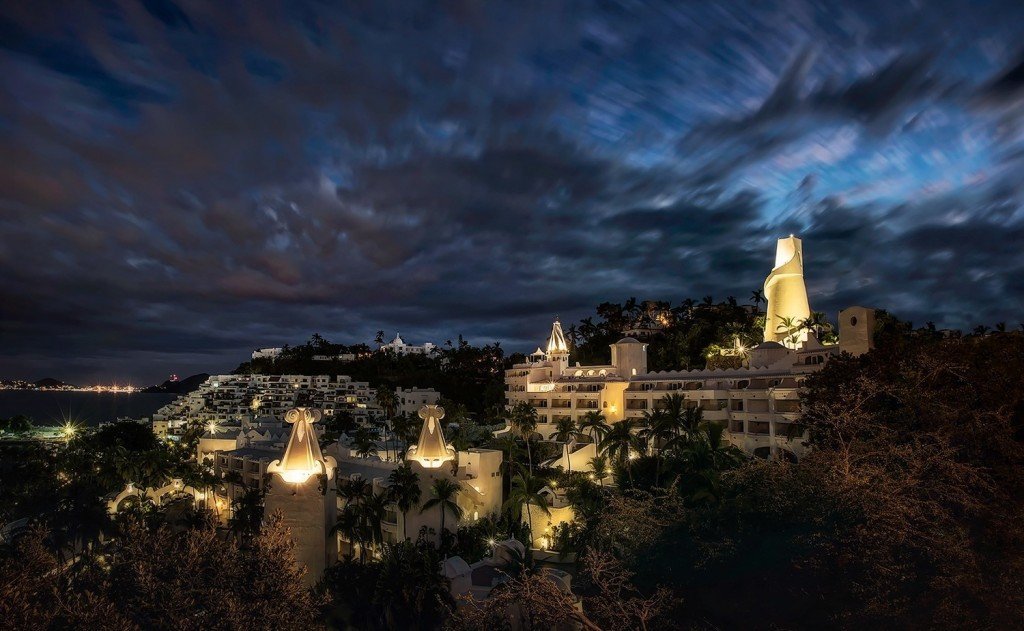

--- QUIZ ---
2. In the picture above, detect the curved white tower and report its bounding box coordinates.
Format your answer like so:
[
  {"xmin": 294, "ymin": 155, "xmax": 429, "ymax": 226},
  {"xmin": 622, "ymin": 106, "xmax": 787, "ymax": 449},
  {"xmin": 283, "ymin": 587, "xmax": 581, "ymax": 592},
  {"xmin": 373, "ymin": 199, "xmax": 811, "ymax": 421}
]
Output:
[{"xmin": 763, "ymin": 236, "xmax": 811, "ymax": 347}]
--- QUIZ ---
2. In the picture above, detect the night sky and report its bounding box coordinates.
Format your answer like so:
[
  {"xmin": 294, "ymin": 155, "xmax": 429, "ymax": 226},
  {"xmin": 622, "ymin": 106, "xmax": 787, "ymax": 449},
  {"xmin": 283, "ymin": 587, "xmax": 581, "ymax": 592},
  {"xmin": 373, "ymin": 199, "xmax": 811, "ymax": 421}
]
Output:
[{"xmin": 1, "ymin": 1, "xmax": 1023, "ymax": 385}]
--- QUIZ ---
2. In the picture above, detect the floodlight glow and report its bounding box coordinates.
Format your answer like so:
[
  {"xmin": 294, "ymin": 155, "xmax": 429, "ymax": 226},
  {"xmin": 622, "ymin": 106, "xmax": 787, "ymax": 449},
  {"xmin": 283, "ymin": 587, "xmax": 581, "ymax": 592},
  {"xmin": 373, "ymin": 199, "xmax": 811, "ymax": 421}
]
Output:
[{"xmin": 280, "ymin": 469, "xmax": 316, "ymax": 484}]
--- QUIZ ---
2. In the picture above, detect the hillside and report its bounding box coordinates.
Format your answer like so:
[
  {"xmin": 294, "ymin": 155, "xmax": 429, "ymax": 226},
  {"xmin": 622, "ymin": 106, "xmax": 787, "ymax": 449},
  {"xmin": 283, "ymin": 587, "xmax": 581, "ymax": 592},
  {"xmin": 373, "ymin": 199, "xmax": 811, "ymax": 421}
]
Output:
[{"xmin": 142, "ymin": 373, "xmax": 209, "ymax": 395}]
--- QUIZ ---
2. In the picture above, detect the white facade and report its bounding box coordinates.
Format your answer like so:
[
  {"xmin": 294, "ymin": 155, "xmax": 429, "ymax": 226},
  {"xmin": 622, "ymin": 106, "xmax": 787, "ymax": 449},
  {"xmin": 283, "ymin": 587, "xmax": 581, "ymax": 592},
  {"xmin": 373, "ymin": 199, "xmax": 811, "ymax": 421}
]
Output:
[
  {"xmin": 380, "ymin": 332, "xmax": 436, "ymax": 356},
  {"xmin": 251, "ymin": 347, "xmax": 283, "ymax": 360},
  {"xmin": 395, "ymin": 386, "xmax": 441, "ymax": 416},
  {"xmin": 312, "ymin": 353, "xmax": 357, "ymax": 362}
]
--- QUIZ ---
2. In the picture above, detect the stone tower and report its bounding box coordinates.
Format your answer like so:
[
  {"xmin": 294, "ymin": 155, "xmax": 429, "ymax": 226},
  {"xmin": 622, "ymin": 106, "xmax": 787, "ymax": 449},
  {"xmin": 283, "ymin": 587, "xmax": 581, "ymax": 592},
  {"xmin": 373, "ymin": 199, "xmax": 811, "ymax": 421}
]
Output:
[
  {"xmin": 264, "ymin": 407, "xmax": 337, "ymax": 586},
  {"xmin": 763, "ymin": 235, "xmax": 812, "ymax": 347},
  {"xmin": 839, "ymin": 306, "xmax": 876, "ymax": 356}
]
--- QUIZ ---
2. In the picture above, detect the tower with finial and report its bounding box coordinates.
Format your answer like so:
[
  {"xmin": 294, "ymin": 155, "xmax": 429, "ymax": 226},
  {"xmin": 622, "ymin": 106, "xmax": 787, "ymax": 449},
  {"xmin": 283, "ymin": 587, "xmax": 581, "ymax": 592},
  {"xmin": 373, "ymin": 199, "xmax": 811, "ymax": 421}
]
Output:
[
  {"xmin": 407, "ymin": 404, "xmax": 455, "ymax": 469},
  {"xmin": 545, "ymin": 317, "xmax": 570, "ymax": 376},
  {"xmin": 265, "ymin": 407, "xmax": 338, "ymax": 585}
]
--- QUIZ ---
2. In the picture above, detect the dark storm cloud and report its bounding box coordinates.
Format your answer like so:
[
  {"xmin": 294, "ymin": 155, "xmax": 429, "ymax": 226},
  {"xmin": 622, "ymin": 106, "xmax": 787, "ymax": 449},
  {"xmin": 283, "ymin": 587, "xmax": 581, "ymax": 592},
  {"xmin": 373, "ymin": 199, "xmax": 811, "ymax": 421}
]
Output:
[{"xmin": 1, "ymin": 0, "xmax": 1023, "ymax": 383}]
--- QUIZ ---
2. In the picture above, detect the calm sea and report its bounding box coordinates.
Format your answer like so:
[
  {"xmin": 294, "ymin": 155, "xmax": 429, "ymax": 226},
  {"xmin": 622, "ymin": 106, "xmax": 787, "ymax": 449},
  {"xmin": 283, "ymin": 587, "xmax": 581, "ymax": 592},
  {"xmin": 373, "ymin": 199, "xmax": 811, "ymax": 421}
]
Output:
[{"xmin": 0, "ymin": 391, "xmax": 178, "ymax": 426}]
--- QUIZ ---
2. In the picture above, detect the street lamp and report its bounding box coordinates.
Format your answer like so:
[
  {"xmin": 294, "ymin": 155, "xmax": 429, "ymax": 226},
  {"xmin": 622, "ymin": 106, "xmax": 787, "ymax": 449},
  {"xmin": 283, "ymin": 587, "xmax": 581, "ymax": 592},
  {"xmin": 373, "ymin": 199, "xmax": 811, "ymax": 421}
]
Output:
[{"xmin": 60, "ymin": 421, "xmax": 79, "ymax": 444}]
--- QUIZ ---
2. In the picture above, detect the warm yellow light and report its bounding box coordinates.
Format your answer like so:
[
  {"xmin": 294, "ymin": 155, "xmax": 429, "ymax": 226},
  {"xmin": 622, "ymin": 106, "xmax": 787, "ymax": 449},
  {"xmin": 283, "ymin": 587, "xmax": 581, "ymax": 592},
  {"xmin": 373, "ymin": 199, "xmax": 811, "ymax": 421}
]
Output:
[
  {"xmin": 279, "ymin": 469, "xmax": 315, "ymax": 484},
  {"xmin": 60, "ymin": 422, "xmax": 78, "ymax": 439},
  {"xmin": 609, "ymin": 404, "xmax": 618, "ymax": 413}
]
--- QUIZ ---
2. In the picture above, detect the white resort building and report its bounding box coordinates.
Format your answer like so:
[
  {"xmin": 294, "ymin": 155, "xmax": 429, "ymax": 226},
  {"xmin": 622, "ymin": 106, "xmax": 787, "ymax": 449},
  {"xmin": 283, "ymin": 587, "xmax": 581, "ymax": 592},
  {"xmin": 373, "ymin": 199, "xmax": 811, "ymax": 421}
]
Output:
[
  {"xmin": 505, "ymin": 236, "xmax": 876, "ymax": 462},
  {"xmin": 379, "ymin": 332, "xmax": 436, "ymax": 356},
  {"xmin": 251, "ymin": 347, "xmax": 283, "ymax": 360}
]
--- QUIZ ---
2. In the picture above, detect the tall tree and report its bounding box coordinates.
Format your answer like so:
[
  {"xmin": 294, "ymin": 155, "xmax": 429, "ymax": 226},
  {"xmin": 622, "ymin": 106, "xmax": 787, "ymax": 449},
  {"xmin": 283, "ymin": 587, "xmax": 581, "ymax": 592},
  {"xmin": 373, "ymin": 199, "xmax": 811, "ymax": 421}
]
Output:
[
  {"xmin": 420, "ymin": 478, "xmax": 463, "ymax": 537},
  {"xmin": 386, "ymin": 464, "xmax": 421, "ymax": 540},
  {"xmin": 551, "ymin": 417, "xmax": 585, "ymax": 475},
  {"xmin": 508, "ymin": 402, "xmax": 539, "ymax": 473},
  {"xmin": 600, "ymin": 419, "xmax": 643, "ymax": 485},
  {"xmin": 578, "ymin": 410, "xmax": 610, "ymax": 445},
  {"xmin": 503, "ymin": 471, "xmax": 551, "ymax": 549}
]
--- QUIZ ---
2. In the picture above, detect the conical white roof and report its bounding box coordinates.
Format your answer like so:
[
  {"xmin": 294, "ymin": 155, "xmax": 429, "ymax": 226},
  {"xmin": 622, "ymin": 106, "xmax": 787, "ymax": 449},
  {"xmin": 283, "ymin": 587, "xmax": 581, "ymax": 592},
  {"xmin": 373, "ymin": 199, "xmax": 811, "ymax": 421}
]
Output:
[
  {"xmin": 268, "ymin": 407, "xmax": 335, "ymax": 483},
  {"xmin": 408, "ymin": 404, "xmax": 454, "ymax": 469},
  {"xmin": 546, "ymin": 319, "xmax": 568, "ymax": 354}
]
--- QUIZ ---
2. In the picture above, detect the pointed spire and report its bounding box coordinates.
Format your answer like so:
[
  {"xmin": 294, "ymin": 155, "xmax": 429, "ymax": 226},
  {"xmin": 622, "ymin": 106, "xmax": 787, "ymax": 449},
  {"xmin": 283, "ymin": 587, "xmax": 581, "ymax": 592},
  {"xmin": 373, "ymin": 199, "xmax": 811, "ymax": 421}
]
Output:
[
  {"xmin": 407, "ymin": 404, "xmax": 455, "ymax": 469},
  {"xmin": 268, "ymin": 407, "xmax": 335, "ymax": 484},
  {"xmin": 546, "ymin": 318, "xmax": 568, "ymax": 354}
]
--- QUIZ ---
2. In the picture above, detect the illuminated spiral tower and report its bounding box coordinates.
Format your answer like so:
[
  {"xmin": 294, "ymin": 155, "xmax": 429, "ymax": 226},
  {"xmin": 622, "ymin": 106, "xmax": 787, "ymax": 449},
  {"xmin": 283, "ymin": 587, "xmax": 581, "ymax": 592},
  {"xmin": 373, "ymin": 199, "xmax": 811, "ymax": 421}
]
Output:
[{"xmin": 763, "ymin": 235, "xmax": 812, "ymax": 348}]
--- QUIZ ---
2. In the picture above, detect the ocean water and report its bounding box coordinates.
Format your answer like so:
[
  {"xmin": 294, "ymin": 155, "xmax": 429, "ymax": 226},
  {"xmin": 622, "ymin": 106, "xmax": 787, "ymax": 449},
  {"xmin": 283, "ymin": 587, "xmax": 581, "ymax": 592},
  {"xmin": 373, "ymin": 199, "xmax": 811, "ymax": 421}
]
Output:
[{"xmin": 0, "ymin": 391, "xmax": 178, "ymax": 426}]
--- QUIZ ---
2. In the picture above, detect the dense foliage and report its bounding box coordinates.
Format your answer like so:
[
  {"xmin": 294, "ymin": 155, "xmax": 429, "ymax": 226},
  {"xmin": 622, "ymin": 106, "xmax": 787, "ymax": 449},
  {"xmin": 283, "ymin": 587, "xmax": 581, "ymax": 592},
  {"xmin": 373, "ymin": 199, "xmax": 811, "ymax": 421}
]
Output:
[
  {"xmin": 568, "ymin": 296, "xmax": 765, "ymax": 370},
  {"xmin": 0, "ymin": 514, "xmax": 320, "ymax": 630}
]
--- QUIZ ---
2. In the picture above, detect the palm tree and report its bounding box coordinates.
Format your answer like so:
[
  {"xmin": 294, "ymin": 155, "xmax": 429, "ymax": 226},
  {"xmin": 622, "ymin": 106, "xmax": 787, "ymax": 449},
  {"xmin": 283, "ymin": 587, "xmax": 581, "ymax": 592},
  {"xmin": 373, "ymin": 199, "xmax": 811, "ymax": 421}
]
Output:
[
  {"xmin": 565, "ymin": 324, "xmax": 581, "ymax": 349},
  {"xmin": 578, "ymin": 410, "xmax": 610, "ymax": 445},
  {"xmin": 508, "ymin": 402, "xmax": 538, "ymax": 473},
  {"xmin": 678, "ymin": 422, "xmax": 746, "ymax": 504},
  {"xmin": 776, "ymin": 316, "xmax": 803, "ymax": 346},
  {"xmin": 376, "ymin": 386, "xmax": 398, "ymax": 418},
  {"xmin": 750, "ymin": 289, "xmax": 764, "ymax": 308},
  {"xmin": 339, "ymin": 477, "xmax": 371, "ymax": 508},
  {"xmin": 420, "ymin": 478, "xmax": 463, "ymax": 537},
  {"xmin": 551, "ymin": 417, "xmax": 584, "ymax": 475},
  {"xmin": 801, "ymin": 311, "xmax": 831, "ymax": 339},
  {"xmin": 599, "ymin": 419, "xmax": 643, "ymax": 484},
  {"xmin": 386, "ymin": 464, "xmax": 421, "ymax": 540},
  {"xmin": 502, "ymin": 472, "xmax": 550, "ymax": 548},
  {"xmin": 498, "ymin": 433, "xmax": 524, "ymax": 477},
  {"xmin": 331, "ymin": 506, "xmax": 363, "ymax": 560},
  {"xmin": 360, "ymin": 491, "xmax": 389, "ymax": 558},
  {"xmin": 639, "ymin": 410, "xmax": 676, "ymax": 486},
  {"xmin": 655, "ymin": 393, "xmax": 687, "ymax": 442},
  {"xmin": 588, "ymin": 455, "xmax": 609, "ymax": 487}
]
